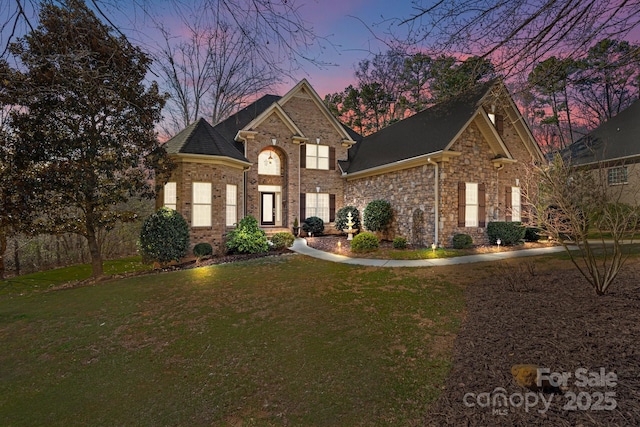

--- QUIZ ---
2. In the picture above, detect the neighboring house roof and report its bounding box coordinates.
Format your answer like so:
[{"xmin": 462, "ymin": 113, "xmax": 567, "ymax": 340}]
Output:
[
  {"xmin": 342, "ymin": 80, "xmax": 498, "ymax": 174},
  {"xmin": 561, "ymin": 98, "xmax": 640, "ymax": 166}
]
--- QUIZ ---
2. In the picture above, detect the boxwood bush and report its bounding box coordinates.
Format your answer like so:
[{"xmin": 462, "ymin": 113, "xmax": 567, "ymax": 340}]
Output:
[
  {"xmin": 351, "ymin": 231, "xmax": 379, "ymax": 252},
  {"xmin": 363, "ymin": 199, "xmax": 393, "ymax": 232},
  {"xmin": 487, "ymin": 221, "xmax": 526, "ymax": 245},
  {"xmin": 226, "ymin": 215, "xmax": 269, "ymax": 254},
  {"xmin": 271, "ymin": 232, "xmax": 295, "ymax": 250},
  {"xmin": 302, "ymin": 216, "xmax": 324, "ymax": 235},
  {"xmin": 193, "ymin": 242, "xmax": 213, "ymax": 259},
  {"xmin": 334, "ymin": 205, "xmax": 361, "ymax": 232},
  {"xmin": 138, "ymin": 207, "xmax": 190, "ymax": 265},
  {"xmin": 452, "ymin": 233, "xmax": 473, "ymax": 249},
  {"xmin": 392, "ymin": 236, "xmax": 407, "ymax": 249},
  {"xmin": 524, "ymin": 227, "xmax": 542, "ymax": 242}
]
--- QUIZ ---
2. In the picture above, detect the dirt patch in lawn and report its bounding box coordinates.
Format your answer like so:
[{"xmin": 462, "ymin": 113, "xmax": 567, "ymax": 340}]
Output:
[{"xmin": 424, "ymin": 260, "xmax": 640, "ymax": 426}]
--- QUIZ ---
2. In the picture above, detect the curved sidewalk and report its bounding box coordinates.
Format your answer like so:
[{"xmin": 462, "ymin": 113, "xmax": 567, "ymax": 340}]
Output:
[{"xmin": 290, "ymin": 238, "xmax": 567, "ymax": 267}]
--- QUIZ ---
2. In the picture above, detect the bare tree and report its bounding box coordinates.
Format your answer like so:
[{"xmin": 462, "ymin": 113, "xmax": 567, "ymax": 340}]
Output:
[
  {"xmin": 525, "ymin": 154, "xmax": 640, "ymax": 295},
  {"xmin": 153, "ymin": 1, "xmax": 278, "ymax": 135},
  {"xmin": 392, "ymin": 0, "xmax": 640, "ymax": 78}
]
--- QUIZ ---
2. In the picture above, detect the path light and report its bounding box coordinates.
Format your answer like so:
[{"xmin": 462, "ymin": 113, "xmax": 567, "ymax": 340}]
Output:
[
  {"xmin": 497, "ymin": 238, "xmax": 501, "ymax": 248},
  {"xmin": 431, "ymin": 243, "xmax": 436, "ymax": 253},
  {"xmin": 337, "ymin": 241, "xmax": 342, "ymax": 252}
]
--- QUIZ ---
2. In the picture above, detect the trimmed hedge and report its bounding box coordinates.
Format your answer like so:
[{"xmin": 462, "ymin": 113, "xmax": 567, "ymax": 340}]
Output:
[
  {"xmin": 452, "ymin": 233, "xmax": 473, "ymax": 249},
  {"xmin": 487, "ymin": 221, "xmax": 526, "ymax": 245},
  {"xmin": 392, "ymin": 237, "xmax": 408, "ymax": 249},
  {"xmin": 271, "ymin": 232, "xmax": 295, "ymax": 250},
  {"xmin": 351, "ymin": 231, "xmax": 379, "ymax": 252},
  {"xmin": 363, "ymin": 199, "xmax": 393, "ymax": 232},
  {"xmin": 302, "ymin": 216, "xmax": 325, "ymax": 235},
  {"xmin": 226, "ymin": 215, "xmax": 269, "ymax": 254},
  {"xmin": 138, "ymin": 207, "xmax": 190, "ymax": 265},
  {"xmin": 524, "ymin": 227, "xmax": 542, "ymax": 242},
  {"xmin": 193, "ymin": 242, "xmax": 213, "ymax": 258}
]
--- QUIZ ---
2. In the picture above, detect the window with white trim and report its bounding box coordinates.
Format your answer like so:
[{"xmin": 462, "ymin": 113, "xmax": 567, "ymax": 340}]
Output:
[
  {"xmin": 465, "ymin": 182, "xmax": 478, "ymax": 227},
  {"xmin": 192, "ymin": 182, "xmax": 212, "ymax": 227},
  {"xmin": 511, "ymin": 186, "xmax": 521, "ymax": 222},
  {"xmin": 164, "ymin": 182, "xmax": 177, "ymax": 210},
  {"xmin": 306, "ymin": 144, "xmax": 329, "ymax": 170},
  {"xmin": 306, "ymin": 193, "xmax": 330, "ymax": 223},
  {"xmin": 608, "ymin": 166, "xmax": 628, "ymax": 185},
  {"xmin": 226, "ymin": 184, "xmax": 237, "ymax": 226}
]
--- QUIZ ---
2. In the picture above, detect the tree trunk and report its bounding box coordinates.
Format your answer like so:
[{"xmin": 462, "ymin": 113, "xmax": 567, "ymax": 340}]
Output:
[
  {"xmin": 14, "ymin": 238, "xmax": 20, "ymax": 276},
  {"xmin": 0, "ymin": 231, "xmax": 6, "ymax": 280},
  {"xmin": 86, "ymin": 232, "xmax": 103, "ymax": 278}
]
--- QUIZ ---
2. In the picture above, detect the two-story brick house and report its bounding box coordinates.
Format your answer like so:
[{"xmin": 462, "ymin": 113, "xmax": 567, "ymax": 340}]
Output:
[{"xmin": 159, "ymin": 78, "xmax": 544, "ymax": 252}]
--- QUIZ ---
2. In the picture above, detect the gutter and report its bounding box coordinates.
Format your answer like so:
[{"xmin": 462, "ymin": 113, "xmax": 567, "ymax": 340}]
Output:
[{"xmin": 427, "ymin": 157, "xmax": 439, "ymax": 247}]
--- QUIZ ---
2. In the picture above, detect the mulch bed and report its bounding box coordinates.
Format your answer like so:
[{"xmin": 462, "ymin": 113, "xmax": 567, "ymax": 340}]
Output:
[{"xmin": 424, "ymin": 261, "xmax": 640, "ymax": 426}]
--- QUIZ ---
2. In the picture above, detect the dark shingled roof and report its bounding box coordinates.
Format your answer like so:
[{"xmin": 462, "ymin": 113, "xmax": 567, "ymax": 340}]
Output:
[
  {"xmin": 344, "ymin": 80, "xmax": 496, "ymax": 174},
  {"xmin": 163, "ymin": 94, "xmax": 282, "ymax": 162},
  {"xmin": 561, "ymin": 98, "xmax": 640, "ymax": 165}
]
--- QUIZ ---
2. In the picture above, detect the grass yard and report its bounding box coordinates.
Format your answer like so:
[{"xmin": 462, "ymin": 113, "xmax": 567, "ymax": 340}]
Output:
[{"xmin": 0, "ymin": 254, "xmax": 489, "ymax": 426}]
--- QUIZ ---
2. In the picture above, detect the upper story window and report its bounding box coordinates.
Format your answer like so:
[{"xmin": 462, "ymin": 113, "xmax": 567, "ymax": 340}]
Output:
[
  {"xmin": 164, "ymin": 182, "xmax": 177, "ymax": 210},
  {"xmin": 465, "ymin": 182, "xmax": 479, "ymax": 227},
  {"xmin": 511, "ymin": 186, "xmax": 521, "ymax": 222},
  {"xmin": 306, "ymin": 144, "xmax": 329, "ymax": 170},
  {"xmin": 258, "ymin": 149, "xmax": 281, "ymax": 175},
  {"xmin": 608, "ymin": 166, "xmax": 628, "ymax": 185}
]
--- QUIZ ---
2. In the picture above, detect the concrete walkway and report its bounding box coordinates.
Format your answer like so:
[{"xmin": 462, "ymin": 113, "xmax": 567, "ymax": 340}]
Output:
[{"xmin": 290, "ymin": 238, "xmax": 567, "ymax": 267}]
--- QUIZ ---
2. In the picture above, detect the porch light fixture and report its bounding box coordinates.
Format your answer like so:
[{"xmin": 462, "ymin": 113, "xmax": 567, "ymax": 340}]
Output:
[
  {"xmin": 316, "ymin": 186, "xmax": 320, "ymax": 193},
  {"xmin": 272, "ymin": 138, "xmax": 277, "ymax": 145},
  {"xmin": 267, "ymin": 150, "xmax": 274, "ymax": 164},
  {"xmin": 316, "ymin": 138, "xmax": 320, "ymax": 144}
]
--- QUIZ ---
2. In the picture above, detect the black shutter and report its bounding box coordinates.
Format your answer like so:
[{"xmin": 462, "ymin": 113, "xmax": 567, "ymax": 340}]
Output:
[
  {"xmin": 300, "ymin": 145, "xmax": 306, "ymax": 169},
  {"xmin": 458, "ymin": 182, "xmax": 466, "ymax": 227},
  {"xmin": 496, "ymin": 114, "xmax": 504, "ymax": 135},
  {"xmin": 300, "ymin": 193, "xmax": 306, "ymax": 221},
  {"xmin": 329, "ymin": 194, "xmax": 336, "ymax": 222},
  {"xmin": 478, "ymin": 183, "xmax": 486, "ymax": 228},
  {"xmin": 329, "ymin": 147, "xmax": 336, "ymax": 170}
]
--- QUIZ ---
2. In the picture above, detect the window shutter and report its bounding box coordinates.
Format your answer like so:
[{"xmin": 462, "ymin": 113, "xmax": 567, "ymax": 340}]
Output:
[
  {"xmin": 505, "ymin": 186, "xmax": 512, "ymax": 222},
  {"xmin": 329, "ymin": 194, "xmax": 336, "ymax": 222},
  {"xmin": 496, "ymin": 114, "xmax": 504, "ymax": 135},
  {"xmin": 478, "ymin": 183, "xmax": 486, "ymax": 228},
  {"xmin": 300, "ymin": 145, "xmax": 306, "ymax": 168},
  {"xmin": 458, "ymin": 182, "xmax": 466, "ymax": 227},
  {"xmin": 300, "ymin": 193, "xmax": 306, "ymax": 221},
  {"xmin": 329, "ymin": 147, "xmax": 336, "ymax": 170}
]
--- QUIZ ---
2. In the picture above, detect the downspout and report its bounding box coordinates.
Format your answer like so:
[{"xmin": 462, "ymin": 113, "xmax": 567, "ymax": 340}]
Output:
[
  {"xmin": 427, "ymin": 157, "xmax": 439, "ymax": 246},
  {"xmin": 299, "ymin": 141, "xmax": 304, "ymax": 223}
]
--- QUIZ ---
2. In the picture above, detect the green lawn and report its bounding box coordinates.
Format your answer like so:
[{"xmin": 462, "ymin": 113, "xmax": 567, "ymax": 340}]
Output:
[{"xmin": 0, "ymin": 255, "xmax": 476, "ymax": 426}]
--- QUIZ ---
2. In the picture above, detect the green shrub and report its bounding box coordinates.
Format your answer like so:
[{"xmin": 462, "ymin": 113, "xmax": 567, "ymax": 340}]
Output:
[
  {"xmin": 335, "ymin": 206, "xmax": 361, "ymax": 232},
  {"xmin": 351, "ymin": 231, "xmax": 379, "ymax": 252},
  {"xmin": 363, "ymin": 200, "xmax": 393, "ymax": 232},
  {"xmin": 524, "ymin": 227, "xmax": 541, "ymax": 242},
  {"xmin": 302, "ymin": 216, "xmax": 324, "ymax": 235},
  {"xmin": 138, "ymin": 207, "xmax": 190, "ymax": 265},
  {"xmin": 193, "ymin": 242, "xmax": 213, "ymax": 259},
  {"xmin": 452, "ymin": 233, "xmax": 473, "ymax": 249},
  {"xmin": 487, "ymin": 221, "xmax": 526, "ymax": 245},
  {"xmin": 226, "ymin": 215, "xmax": 269, "ymax": 254},
  {"xmin": 271, "ymin": 232, "xmax": 295, "ymax": 250},
  {"xmin": 392, "ymin": 236, "xmax": 407, "ymax": 249}
]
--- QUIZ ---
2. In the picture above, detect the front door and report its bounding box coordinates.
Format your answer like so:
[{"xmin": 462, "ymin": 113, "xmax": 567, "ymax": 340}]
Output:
[{"xmin": 261, "ymin": 192, "xmax": 275, "ymax": 225}]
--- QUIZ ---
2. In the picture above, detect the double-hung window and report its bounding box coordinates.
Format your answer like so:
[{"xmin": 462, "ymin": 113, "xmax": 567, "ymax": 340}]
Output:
[
  {"xmin": 164, "ymin": 182, "xmax": 177, "ymax": 210},
  {"xmin": 306, "ymin": 193, "xmax": 330, "ymax": 223},
  {"xmin": 192, "ymin": 182, "xmax": 212, "ymax": 227},
  {"xmin": 306, "ymin": 144, "xmax": 329, "ymax": 170},
  {"xmin": 226, "ymin": 184, "xmax": 237, "ymax": 226}
]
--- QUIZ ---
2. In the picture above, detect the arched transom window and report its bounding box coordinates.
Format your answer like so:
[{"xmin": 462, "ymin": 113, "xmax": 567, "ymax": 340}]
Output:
[{"xmin": 258, "ymin": 149, "xmax": 281, "ymax": 175}]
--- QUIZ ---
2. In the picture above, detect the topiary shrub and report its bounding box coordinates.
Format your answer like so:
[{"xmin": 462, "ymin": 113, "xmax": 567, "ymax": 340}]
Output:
[
  {"xmin": 138, "ymin": 207, "xmax": 190, "ymax": 266},
  {"xmin": 334, "ymin": 206, "xmax": 361, "ymax": 232},
  {"xmin": 487, "ymin": 221, "xmax": 526, "ymax": 245},
  {"xmin": 392, "ymin": 236, "xmax": 407, "ymax": 249},
  {"xmin": 363, "ymin": 199, "xmax": 393, "ymax": 232},
  {"xmin": 193, "ymin": 242, "xmax": 213, "ymax": 259},
  {"xmin": 226, "ymin": 215, "xmax": 269, "ymax": 254},
  {"xmin": 302, "ymin": 216, "xmax": 324, "ymax": 235},
  {"xmin": 452, "ymin": 233, "xmax": 473, "ymax": 249},
  {"xmin": 271, "ymin": 232, "xmax": 295, "ymax": 250},
  {"xmin": 524, "ymin": 227, "xmax": 542, "ymax": 242},
  {"xmin": 351, "ymin": 231, "xmax": 379, "ymax": 252}
]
